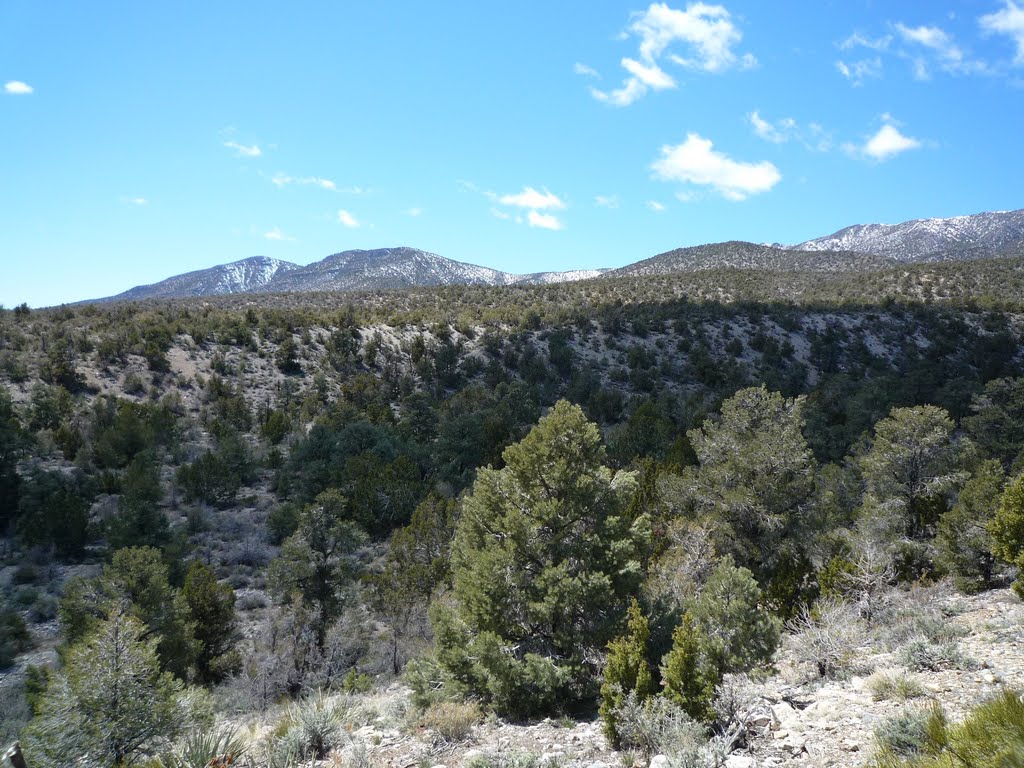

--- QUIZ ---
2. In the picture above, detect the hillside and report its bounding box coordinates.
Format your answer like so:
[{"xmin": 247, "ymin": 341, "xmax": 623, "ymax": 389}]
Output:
[
  {"xmin": 605, "ymin": 241, "xmax": 891, "ymax": 277},
  {"xmin": 5, "ymin": 230, "xmax": 1024, "ymax": 767},
  {"xmin": 790, "ymin": 208, "xmax": 1024, "ymax": 262},
  {"xmin": 105, "ymin": 256, "xmax": 299, "ymax": 301}
]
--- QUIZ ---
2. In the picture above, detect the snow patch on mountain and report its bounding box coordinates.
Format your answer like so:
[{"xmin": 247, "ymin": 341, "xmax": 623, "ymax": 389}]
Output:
[{"xmin": 789, "ymin": 209, "xmax": 1024, "ymax": 262}]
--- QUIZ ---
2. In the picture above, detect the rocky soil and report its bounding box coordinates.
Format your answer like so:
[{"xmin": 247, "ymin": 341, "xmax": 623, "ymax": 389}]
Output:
[{"xmin": 263, "ymin": 586, "xmax": 1022, "ymax": 768}]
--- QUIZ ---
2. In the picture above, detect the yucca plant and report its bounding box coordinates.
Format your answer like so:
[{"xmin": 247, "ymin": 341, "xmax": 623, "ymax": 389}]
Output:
[{"xmin": 161, "ymin": 726, "xmax": 246, "ymax": 768}]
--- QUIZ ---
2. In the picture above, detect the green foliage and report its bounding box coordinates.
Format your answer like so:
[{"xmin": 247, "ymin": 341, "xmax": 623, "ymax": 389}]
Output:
[
  {"xmin": 160, "ymin": 726, "xmax": 247, "ymax": 768},
  {"xmin": 859, "ymin": 405, "xmax": 970, "ymax": 543},
  {"xmin": 870, "ymin": 690, "xmax": 1024, "ymax": 768},
  {"xmin": 935, "ymin": 459, "xmax": 1004, "ymax": 593},
  {"xmin": 268, "ymin": 493, "xmax": 366, "ymax": 648},
  {"xmin": 684, "ymin": 386, "xmax": 818, "ymax": 592},
  {"xmin": 600, "ymin": 597, "xmax": 655, "ymax": 747},
  {"xmin": 659, "ymin": 613, "xmax": 720, "ymax": 724},
  {"xmin": 181, "ymin": 561, "xmax": 240, "ymax": 685},
  {"xmin": 176, "ymin": 432, "xmax": 254, "ymax": 508},
  {"xmin": 0, "ymin": 602, "xmax": 31, "ymax": 669},
  {"xmin": 990, "ymin": 472, "xmax": 1024, "ymax": 598},
  {"xmin": 687, "ymin": 555, "xmax": 781, "ymax": 675},
  {"xmin": 0, "ymin": 387, "xmax": 23, "ymax": 530},
  {"xmin": 438, "ymin": 400, "xmax": 649, "ymax": 717},
  {"xmin": 16, "ymin": 469, "xmax": 92, "ymax": 558},
  {"xmin": 24, "ymin": 610, "xmax": 204, "ymax": 768},
  {"xmin": 107, "ymin": 450, "xmax": 170, "ymax": 551},
  {"xmin": 963, "ymin": 377, "xmax": 1024, "ymax": 469},
  {"xmin": 59, "ymin": 547, "xmax": 199, "ymax": 680},
  {"xmin": 369, "ymin": 493, "xmax": 456, "ymax": 673}
]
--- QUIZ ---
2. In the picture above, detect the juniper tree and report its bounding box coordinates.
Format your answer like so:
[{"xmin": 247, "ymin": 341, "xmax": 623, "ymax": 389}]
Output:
[
  {"xmin": 684, "ymin": 386, "xmax": 819, "ymax": 596},
  {"xmin": 434, "ymin": 400, "xmax": 649, "ymax": 717}
]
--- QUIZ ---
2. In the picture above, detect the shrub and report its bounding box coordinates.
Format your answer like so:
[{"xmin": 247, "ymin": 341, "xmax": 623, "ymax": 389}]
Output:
[
  {"xmin": 867, "ymin": 671, "xmax": 927, "ymax": 702},
  {"xmin": 600, "ymin": 597, "xmax": 655, "ymax": 747},
  {"xmin": 660, "ymin": 614, "xmax": 720, "ymax": 723},
  {"xmin": 874, "ymin": 708, "xmax": 934, "ymax": 758},
  {"xmin": 418, "ymin": 701, "xmax": 482, "ymax": 746},
  {"xmin": 160, "ymin": 726, "xmax": 247, "ymax": 768},
  {"xmin": 787, "ymin": 597, "xmax": 865, "ymax": 679},
  {"xmin": 611, "ymin": 691, "xmax": 706, "ymax": 757},
  {"xmin": 870, "ymin": 690, "xmax": 1024, "ymax": 768},
  {"xmin": 899, "ymin": 638, "xmax": 976, "ymax": 673},
  {"xmin": 277, "ymin": 690, "xmax": 346, "ymax": 761}
]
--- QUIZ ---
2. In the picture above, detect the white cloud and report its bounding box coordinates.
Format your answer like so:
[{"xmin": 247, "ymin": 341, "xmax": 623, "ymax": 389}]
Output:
[
  {"xmin": 894, "ymin": 22, "xmax": 976, "ymax": 77},
  {"xmin": 651, "ymin": 133, "xmax": 781, "ymax": 200},
  {"xmin": 840, "ymin": 32, "xmax": 892, "ymax": 52},
  {"xmin": 527, "ymin": 210, "xmax": 564, "ymax": 230},
  {"xmin": 621, "ymin": 57, "xmax": 676, "ymax": 88},
  {"xmin": 748, "ymin": 110, "xmax": 796, "ymax": 143},
  {"xmin": 646, "ymin": 200, "xmax": 667, "ymax": 212},
  {"xmin": 3, "ymin": 80, "xmax": 33, "ymax": 95},
  {"xmin": 840, "ymin": 22, "xmax": 988, "ymax": 80},
  {"xmin": 406, "ymin": 207, "xmax": 423, "ymax": 217},
  {"xmin": 748, "ymin": 111, "xmax": 832, "ymax": 151},
  {"xmin": 264, "ymin": 227, "xmax": 295, "ymax": 241},
  {"xmin": 980, "ymin": 1, "xmax": 1024, "ymax": 65},
  {"xmin": 862, "ymin": 122, "xmax": 922, "ymax": 161},
  {"xmin": 574, "ymin": 62, "xmax": 601, "ymax": 78},
  {"xmin": 836, "ymin": 57, "xmax": 883, "ymax": 85},
  {"xmin": 498, "ymin": 186, "xmax": 566, "ymax": 210},
  {"xmin": 224, "ymin": 140, "xmax": 262, "ymax": 157},
  {"xmin": 896, "ymin": 23, "xmax": 961, "ymax": 58},
  {"xmin": 271, "ymin": 172, "xmax": 336, "ymax": 190},
  {"xmin": 591, "ymin": 77, "xmax": 648, "ymax": 106},
  {"xmin": 590, "ymin": 2, "xmax": 754, "ymax": 106},
  {"xmin": 594, "ymin": 195, "xmax": 621, "ymax": 208},
  {"xmin": 337, "ymin": 210, "xmax": 361, "ymax": 228},
  {"xmin": 124, "ymin": 197, "xmax": 147, "ymax": 206},
  {"xmin": 490, "ymin": 207, "xmax": 513, "ymax": 221}
]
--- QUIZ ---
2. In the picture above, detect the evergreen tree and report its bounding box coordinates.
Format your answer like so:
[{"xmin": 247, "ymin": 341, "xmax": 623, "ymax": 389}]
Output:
[
  {"xmin": 660, "ymin": 613, "xmax": 719, "ymax": 724},
  {"xmin": 859, "ymin": 405, "xmax": 971, "ymax": 541},
  {"xmin": 435, "ymin": 400, "xmax": 649, "ymax": 717},
  {"xmin": 685, "ymin": 386, "xmax": 818, "ymax": 592},
  {"xmin": 24, "ymin": 611, "xmax": 202, "ymax": 768},
  {"xmin": 59, "ymin": 547, "xmax": 198, "ymax": 679},
  {"xmin": 599, "ymin": 597, "xmax": 654, "ymax": 747},
  {"xmin": 936, "ymin": 459, "xmax": 1005, "ymax": 593},
  {"xmin": 181, "ymin": 561, "xmax": 240, "ymax": 685},
  {"xmin": 991, "ymin": 473, "xmax": 1024, "ymax": 598},
  {"xmin": 268, "ymin": 491, "xmax": 366, "ymax": 649}
]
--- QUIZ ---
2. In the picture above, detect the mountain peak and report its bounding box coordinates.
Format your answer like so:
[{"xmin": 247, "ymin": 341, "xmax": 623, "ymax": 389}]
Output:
[{"xmin": 789, "ymin": 208, "xmax": 1024, "ymax": 262}]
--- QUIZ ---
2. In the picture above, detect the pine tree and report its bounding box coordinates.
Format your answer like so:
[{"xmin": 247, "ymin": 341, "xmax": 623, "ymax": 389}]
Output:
[{"xmin": 24, "ymin": 611, "xmax": 200, "ymax": 767}]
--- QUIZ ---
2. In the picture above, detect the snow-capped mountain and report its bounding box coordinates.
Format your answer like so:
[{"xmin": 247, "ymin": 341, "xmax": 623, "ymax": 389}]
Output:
[
  {"xmin": 514, "ymin": 269, "xmax": 610, "ymax": 284},
  {"xmin": 605, "ymin": 241, "xmax": 889, "ymax": 279},
  {"xmin": 789, "ymin": 208, "xmax": 1024, "ymax": 262},
  {"xmin": 99, "ymin": 247, "xmax": 608, "ymax": 301},
  {"xmin": 104, "ymin": 256, "xmax": 299, "ymax": 301},
  {"xmin": 257, "ymin": 247, "xmax": 521, "ymax": 293}
]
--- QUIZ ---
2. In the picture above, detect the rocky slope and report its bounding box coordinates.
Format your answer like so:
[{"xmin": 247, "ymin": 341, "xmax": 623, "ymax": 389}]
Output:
[
  {"xmin": 104, "ymin": 256, "xmax": 299, "ymax": 301},
  {"xmin": 605, "ymin": 241, "xmax": 890, "ymax": 278},
  {"xmin": 790, "ymin": 208, "xmax": 1024, "ymax": 263}
]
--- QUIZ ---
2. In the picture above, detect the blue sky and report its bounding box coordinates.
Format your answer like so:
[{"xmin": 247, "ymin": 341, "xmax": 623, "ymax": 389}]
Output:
[{"xmin": 2, "ymin": 1, "xmax": 1023, "ymax": 306}]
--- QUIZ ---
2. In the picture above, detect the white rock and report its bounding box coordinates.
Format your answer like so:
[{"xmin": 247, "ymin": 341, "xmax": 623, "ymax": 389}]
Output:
[
  {"xmin": 650, "ymin": 755, "xmax": 670, "ymax": 768},
  {"xmin": 725, "ymin": 756, "xmax": 755, "ymax": 768}
]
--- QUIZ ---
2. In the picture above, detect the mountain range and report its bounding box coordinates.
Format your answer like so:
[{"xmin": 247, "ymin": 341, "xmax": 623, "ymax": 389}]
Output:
[{"xmin": 98, "ymin": 207, "xmax": 1024, "ymax": 302}]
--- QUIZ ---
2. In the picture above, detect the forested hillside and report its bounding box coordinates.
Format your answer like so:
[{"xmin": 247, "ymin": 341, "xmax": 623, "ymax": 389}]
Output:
[{"xmin": 3, "ymin": 259, "xmax": 1024, "ymax": 767}]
